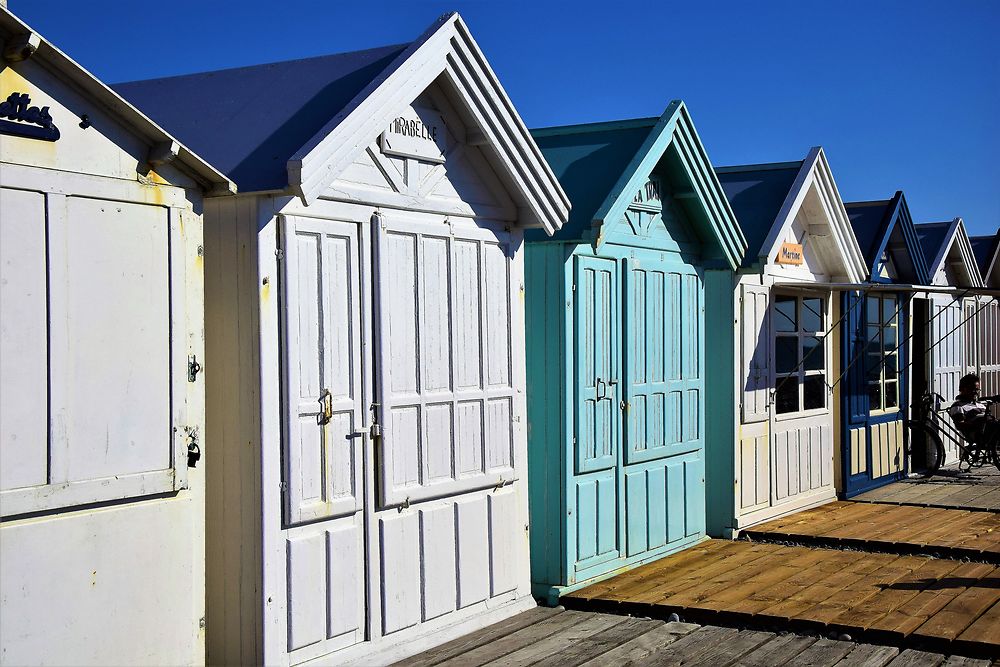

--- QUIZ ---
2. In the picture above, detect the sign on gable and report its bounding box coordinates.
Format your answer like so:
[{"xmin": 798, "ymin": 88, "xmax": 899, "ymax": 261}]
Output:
[
  {"xmin": 777, "ymin": 242, "xmax": 804, "ymax": 265},
  {"xmin": 0, "ymin": 92, "xmax": 60, "ymax": 141},
  {"xmin": 380, "ymin": 106, "xmax": 447, "ymax": 163}
]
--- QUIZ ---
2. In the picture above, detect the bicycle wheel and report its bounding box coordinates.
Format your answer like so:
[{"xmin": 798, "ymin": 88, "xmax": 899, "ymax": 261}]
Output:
[{"xmin": 907, "ymin": 422, "xmax": 946, "ymax": 477}]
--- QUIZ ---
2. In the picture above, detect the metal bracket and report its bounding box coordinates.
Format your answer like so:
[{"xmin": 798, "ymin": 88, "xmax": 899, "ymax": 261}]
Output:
[
  {"xmin": 183, "ymin": 426, "xmax": 201, "ymax": 468},
  {"xmin": 275, "ymin": 248, "xmax": 284, "ymax": 260},
  {"xmin": 397, "ymin": 496, "xmax": 411, "ymax": 512},
  {"xmin": 494, "ymin": 477, "xmax": 510, "ymax": 492},
  {"xmin": 187, "ymin": 355, "xmax": 202, "ymax": 382}
]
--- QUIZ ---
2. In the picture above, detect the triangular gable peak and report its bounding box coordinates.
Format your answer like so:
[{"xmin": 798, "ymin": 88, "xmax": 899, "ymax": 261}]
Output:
[
  {"xmin": 970, "ymin": 231, "xmax": 1000, "ymax": 288},
  {"xmin": 287, "ymin": 13, "xmax": 569, "ymax": 233},
  {"xmin": 918, "ymin": 218, "xmax": 984, "ymax": 288},
  {"xmin": 586, "ymin": 102, "xmax": 746, "ymax": 270},
  {"xmin": 845, "ymin": 191, "xmax": 928, "ymax": 284},
  {"xmin": 0, "ymin": 7, "xmax": 233, "ymax": 194},
  {"xmin": 723, "ymin": 148, "xmax": 866, "ymax": 282}
]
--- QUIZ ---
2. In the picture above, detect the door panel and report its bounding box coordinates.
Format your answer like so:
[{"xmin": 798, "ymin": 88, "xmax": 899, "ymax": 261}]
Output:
[
  {"xmin": 374, "ymin": 216, "xmax": 516, "ymax": 507},
  {"xmin": 741, "ymin": 284, "xmax": 770, "ymax": 423},
  {"xmin": 574, "ymin": 256, "xmax": 619, "ymax": 474},
  {"xmin": 282, "ymin": 217, "xmax": 363, "ymax": 524},
  {"xmin": 280, "ymin": 217, "xmax": 365, "ymax": 657}
]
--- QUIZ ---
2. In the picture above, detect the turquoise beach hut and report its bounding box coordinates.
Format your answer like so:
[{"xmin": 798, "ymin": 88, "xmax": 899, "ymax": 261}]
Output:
[
  {"xmin": 840, "ymin": 192, "xmax": 929, "ymax": 497},
  {"xmin": 525, "ymin": 102, "xmax": 746, "ymax": 603}
]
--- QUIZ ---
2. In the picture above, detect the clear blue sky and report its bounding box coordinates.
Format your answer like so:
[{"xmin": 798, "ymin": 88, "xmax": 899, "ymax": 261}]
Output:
[{"xmin": 11, "ymin": 0, "xmax": 998, "ymax": 236}]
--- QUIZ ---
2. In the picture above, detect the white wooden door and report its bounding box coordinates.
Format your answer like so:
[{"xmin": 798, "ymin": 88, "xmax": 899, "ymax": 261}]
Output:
[
  {"xmin": 281, "ymin": 216, "xmax": 366, "ymax": 659},
  {"xmin": 931, "ymin": 296, "xmax": 964, "ymax": 464}
]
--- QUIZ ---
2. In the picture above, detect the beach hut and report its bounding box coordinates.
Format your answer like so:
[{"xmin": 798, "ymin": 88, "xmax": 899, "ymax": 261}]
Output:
[
  {"xmin": 707, "ymin": 148, "xmax": 867, "ymax": 536},
  {"xmin": 0, "ymin": 6, "xmax": 233, "ymax": 665},
  {"xmin": 525, "ymin": 103, "xmax": 746, "ymax": 602},
  {"xmin": 838, "ymin": 193, "xmax": 929, "ymax": 497},
  {"xmin": 117, "ymin": 13, "xmax": 569, "ymax": 665},
  {"xmin": 969, "ymin": 231, "xmax": 1000, "ymax": 396},
  {"xmin": 913, "ymin": 219, "xmax": 984, "ymax": 462}
]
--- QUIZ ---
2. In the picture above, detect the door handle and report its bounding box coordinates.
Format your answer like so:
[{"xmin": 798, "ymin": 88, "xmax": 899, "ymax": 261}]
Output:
[{"xmin": 317, "ymin": 389, "xmax": 333, "ymax": 425}]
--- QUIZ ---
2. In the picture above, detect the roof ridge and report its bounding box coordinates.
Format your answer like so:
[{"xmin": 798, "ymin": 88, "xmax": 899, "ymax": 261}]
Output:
[
  {"xmin": 715, "ymin": 160, "xmax": 803, "ymax": 173},
  {"xmin": 114, "ymin": 42, "xmax": 410, "ymax": 86},
  {"xmin": 531, "ymin": 117, "xmax": 659, "ymax": 137}
]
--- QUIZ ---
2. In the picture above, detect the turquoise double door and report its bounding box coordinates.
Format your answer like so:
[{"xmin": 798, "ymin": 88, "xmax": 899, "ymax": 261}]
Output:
[{"xmin": 569, "ymin": 249, "xmax": 705, "ymax": 583}]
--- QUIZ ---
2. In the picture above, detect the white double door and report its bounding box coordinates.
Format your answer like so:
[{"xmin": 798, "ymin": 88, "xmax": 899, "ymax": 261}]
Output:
[{"xmin": 278, "ymin": 211, "xmax": 517, "ymax": 663}]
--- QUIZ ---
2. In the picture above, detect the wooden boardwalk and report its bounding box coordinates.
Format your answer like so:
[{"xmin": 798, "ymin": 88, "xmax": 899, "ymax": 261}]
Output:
[
  {"xmin": 396, "ymin": 606, "xmax": 996, "ymax": 666},
  {"xmin": 855, "ymin": 466, "xmax": 1000, "ymax": 512},
  {"xmin": 561, "ymin": 540, "xmax": 1000, "ymax": 656},
  {"xmin": 743, "ymin": 501, "xmax": 1000, "ymax": 562}
]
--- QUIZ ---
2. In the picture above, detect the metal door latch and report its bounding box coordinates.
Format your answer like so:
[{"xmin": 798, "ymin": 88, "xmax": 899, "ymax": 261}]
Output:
[
  {"xmin": 184, "ymin": 426, "xmax": 201, "ymax": 468},
  {"xmin": 187, "ymin": 355, "xmax": 202, "ymax": 382},
  {"xmin": 317, "ymin": 389, "xmax": 333, "ymax": 425}
]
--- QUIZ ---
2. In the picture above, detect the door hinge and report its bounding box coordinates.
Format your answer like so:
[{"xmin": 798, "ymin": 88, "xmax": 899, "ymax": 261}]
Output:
[
  {"xmin": 187, "ymin": 355, "xmax": 202, "ymax": 382},
  {"xmin": 275, "ymin": 248, "xmax": 284, "ymax": 260},
  {"xmin": 279, "ymin": 481, "xmax": 288, "ymax": 492}
]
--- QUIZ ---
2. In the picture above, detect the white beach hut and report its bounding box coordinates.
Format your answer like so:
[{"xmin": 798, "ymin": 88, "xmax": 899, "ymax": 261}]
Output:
[
  {"xmin": 706, "ymin": 148, "xmax": 867, "ymax": 535},
  {"xmin": 118, "ymin": 13, "xmax": 569, "ymax": 666},
  {"xmin": 0, "ymin": 6, "xmax": 233, "ymax": 665}
]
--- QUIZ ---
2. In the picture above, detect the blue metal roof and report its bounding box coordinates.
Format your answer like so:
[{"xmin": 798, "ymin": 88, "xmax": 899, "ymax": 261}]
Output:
[
  {"xmin": 114, "ymin": 44, "xmax": 409, "ymax": 192},
  {"xmin": 915, "ymin": 221, "xmax": 952, "ymax": 272},
  {"xmin": 845, "ymin": 192, "xmax": 927, "ymax": 284},
  {"xmin": 528, "ymin": 104, "xmax": 747, "ymax": 269},
  {"xmin": 714, "ymin": 162, "xmax": 802, "ymax": 267},
  {"xmin": 528, "ymin": 119, "xmax": 657, "ymax": 241},
  {"xmin": 969, "ymin": 232, "xmax": 1000, "ymax": 277},
  {"xmin": 844, "ymin": 200, "xmax": 891, "ymax": 267}
]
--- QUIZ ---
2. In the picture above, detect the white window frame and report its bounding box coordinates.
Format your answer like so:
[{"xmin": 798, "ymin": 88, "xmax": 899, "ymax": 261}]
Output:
[
  {"xmin": 865, "ymin": 294, "xmax": 901, "ymax": 416},
  {"xmin": 772, "ymin": 291, "xmax": 830, "ymax": 420}
]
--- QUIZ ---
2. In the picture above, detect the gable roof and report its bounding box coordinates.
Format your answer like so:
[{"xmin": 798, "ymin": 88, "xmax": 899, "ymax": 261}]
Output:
[
  {"xmin": 716, "ymin": 148, "xmax": 867, "ymax": 281},
  {"xmin": 969, "ymin": 230, "xmax": 1000, "ymax": 287},
  {"xmin": 0, "ymin": 6, "xmax": 234, "ymax": 194},
  {"xmin": 115, "ymin": 45, "xmax": 408, "ymax": 194},
  {"xmin": 530, "ymin": 102, "xmax": 747, "ymax": 270},
  {"xmin": 115, "ymin": 13, "xmax": 569, "ymax": 233},
  {"xmin": 844, "ymin": 191, "xmax": 928, "ymax": 284},
  {"xmin": 915, "ymin": 218, "xmax": 984, "ymax": 288}
]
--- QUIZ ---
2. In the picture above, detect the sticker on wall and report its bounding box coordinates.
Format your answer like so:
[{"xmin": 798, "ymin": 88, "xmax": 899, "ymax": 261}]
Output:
[{"xmin": 0, "ymin": 92, "xmax": 60, "ymax": 141}]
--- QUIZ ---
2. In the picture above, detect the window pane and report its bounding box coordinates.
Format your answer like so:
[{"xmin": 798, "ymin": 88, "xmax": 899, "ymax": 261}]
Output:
[
  {"xmin": 802, "ymin": 298, "xmax": 823, "ymax": 332},
  {"xmin": 884, "ymin": 381, "xmax": 898, "ymax": 408},
  {"xmin": 883, "ymin": 297, "xmax": 897, "ymax": 325},
  {"xmin": 884, "ymin": 327, "xmax": 897, "ymax": 350},
  {"xmin": 867, "ymin": 297, "xmax": 880, "ymax": 327},
  {"xmin": 866, "ymin": 327, "xmax": 882, "ymax": 356},
  {"xmin": 804, "ymin": 375, "xmax": 826, "ymax": 410},
  {"xmin": 803, "ymin": 336, "xmax": 824, "ymax": 371},
  {"xmin": 775, "ymin": 377, "xmax": 799, "ymax": 414},
  {"xmin": 775, "ymin": 337, "xmax": 798, "ymax": 374},
  {"xmin": 774, "ymin": 296, "xmax": 797, "ymax": 333},
  {"xmin": 885, "ymin": 355, "xmax": 898, "ymax": 380},
  {"xmin": 866, "ymin": 354, "xmax": 882, "ymax": 382},
  {"xmin": 868, "ymin": 382, "xmax": 882, "ymax": 412}
]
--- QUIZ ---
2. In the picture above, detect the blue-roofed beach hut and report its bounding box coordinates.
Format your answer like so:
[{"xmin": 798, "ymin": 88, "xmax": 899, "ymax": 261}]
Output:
[
  {"xmin": 839, "ymin": 192, "xmax": 928, "ymax": 497},
  {"xmin": 524, "ymin": 102, "xmax": 746, "ymax": 602},
  {"xmin": 119, "ymin": 13, "xmax": 571, "ymax": 665},
  {"xmin": 707, "ymin": 149, "xmax": 867, "ymax": 536}
]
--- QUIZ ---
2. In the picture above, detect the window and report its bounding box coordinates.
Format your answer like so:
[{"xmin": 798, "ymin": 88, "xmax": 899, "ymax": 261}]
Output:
[
  {"xmin": 774, "ymin": 294, "xmax": 827, "ymax": 414},
  {"xmin": 865, "ymin": 295, "xmax": 900, "ymax": 412}
]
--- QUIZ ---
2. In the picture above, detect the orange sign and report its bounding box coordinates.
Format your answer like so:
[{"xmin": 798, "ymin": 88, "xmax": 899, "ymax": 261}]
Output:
[{"xmin": 777, "ymin": 242, "xmax": 804, "ymax": 265}]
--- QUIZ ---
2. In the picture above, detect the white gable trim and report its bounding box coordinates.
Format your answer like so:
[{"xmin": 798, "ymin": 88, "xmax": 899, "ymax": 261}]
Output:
[
  {"xmin": 286, "ymin": 13, "xmax": 569, "ymax": 234},
  {"xmin": 929, "ymin": 218, "xmax": 985, "ymax": 288},
  {"xmin": 0, "ymin": 7, "xmax": 234, "ymax": 194},
  {"xmin": 760, "ymin": 147, "xmax": 866, "ymax": 283}
]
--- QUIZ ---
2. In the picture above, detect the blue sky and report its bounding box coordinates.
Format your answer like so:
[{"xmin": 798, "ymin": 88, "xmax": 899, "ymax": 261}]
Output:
[{"xmin": 11, "ymin": 1, "xmax": 998, "ymax": 236}]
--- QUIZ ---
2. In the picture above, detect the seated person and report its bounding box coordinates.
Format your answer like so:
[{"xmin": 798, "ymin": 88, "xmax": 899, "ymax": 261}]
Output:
[{"xmin": 949, "ymin": 373, "xmax": 1000, "ymax": 445}]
